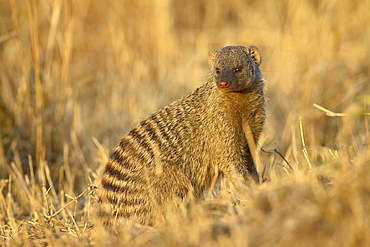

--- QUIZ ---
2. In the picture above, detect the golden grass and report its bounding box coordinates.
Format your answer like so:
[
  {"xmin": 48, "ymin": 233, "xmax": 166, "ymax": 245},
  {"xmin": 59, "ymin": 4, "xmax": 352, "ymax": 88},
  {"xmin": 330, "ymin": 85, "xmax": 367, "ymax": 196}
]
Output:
[{"xmin": 1, "ymin": 0, "xmax": 370, "ymax": 246}]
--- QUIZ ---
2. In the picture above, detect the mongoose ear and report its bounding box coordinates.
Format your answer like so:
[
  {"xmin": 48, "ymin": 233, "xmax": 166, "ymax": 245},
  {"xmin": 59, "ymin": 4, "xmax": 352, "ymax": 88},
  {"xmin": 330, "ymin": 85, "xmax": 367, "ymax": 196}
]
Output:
[
  {"xmin": 208, "ymin": 49, "xmax": 218, "ymax": 69},
  {"xmin": 245, "ymin": 46, "xmax": 262, "ymax": 67}
]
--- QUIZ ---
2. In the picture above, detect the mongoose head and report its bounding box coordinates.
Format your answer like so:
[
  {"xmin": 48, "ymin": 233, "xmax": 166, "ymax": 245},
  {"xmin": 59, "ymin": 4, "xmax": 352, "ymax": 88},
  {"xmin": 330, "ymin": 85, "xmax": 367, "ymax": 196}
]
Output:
[{"xmin": 208, "ymin": 46, "xmax": 262, "ymax": 92}]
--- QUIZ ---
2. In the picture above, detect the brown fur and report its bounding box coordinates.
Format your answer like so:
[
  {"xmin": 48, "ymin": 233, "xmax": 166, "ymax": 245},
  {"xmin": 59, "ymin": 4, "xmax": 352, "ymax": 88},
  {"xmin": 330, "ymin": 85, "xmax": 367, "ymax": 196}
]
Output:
[{"xmin": 96, "ymin": 45, "xmax": 266, "ymax": 225}]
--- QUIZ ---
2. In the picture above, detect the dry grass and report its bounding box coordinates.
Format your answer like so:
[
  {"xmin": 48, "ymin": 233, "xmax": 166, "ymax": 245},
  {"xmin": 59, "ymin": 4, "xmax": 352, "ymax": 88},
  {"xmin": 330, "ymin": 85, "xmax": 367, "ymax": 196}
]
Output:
[{"xmin": 1, "ymin": 0, "xmax": 370, "ymax": 246}]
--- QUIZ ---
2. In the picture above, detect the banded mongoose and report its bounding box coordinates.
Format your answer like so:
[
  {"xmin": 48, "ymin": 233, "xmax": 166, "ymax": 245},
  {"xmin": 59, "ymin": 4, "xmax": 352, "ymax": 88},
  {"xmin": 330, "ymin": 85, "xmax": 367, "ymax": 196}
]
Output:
[{"xmin": 97, "ymin": 45, "xmax": 266, "ymax": 225}]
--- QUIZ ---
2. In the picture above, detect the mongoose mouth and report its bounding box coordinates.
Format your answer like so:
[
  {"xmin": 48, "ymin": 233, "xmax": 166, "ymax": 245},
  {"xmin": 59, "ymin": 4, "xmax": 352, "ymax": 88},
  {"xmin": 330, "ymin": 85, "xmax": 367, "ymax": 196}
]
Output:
[{"xmin": 216, "ymin": 81, "xmax": 243, "ymax": 92}]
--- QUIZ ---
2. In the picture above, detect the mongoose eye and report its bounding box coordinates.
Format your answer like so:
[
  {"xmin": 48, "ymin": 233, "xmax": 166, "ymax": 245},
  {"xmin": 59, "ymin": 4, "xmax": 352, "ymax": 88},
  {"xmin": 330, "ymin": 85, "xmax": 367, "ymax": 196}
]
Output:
[
  {"xmin": 215, "ymin": 68, "xmax": 221, "ymax": 74},
  {"xmin": 234, "ymin": 67, "xmax": 242, "ymax": 73}
]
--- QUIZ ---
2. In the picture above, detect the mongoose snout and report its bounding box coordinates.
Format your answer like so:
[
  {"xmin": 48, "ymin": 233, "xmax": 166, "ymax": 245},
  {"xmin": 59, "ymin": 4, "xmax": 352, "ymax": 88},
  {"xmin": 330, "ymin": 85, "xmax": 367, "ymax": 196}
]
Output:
[
  {"xmin": 218, "ymin": 81, "xmax": 229, "ymax": 88},
  {"xmin": 96, "ymin": 45, "xmax": 266, "ymax": 226}
]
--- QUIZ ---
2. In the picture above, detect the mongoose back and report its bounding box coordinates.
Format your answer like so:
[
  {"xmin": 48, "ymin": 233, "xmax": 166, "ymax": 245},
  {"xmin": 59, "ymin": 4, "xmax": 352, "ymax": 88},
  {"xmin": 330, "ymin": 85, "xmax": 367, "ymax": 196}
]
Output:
[{"xmin": 97, "ymin": 45, "xmax": 266, "ymax": 225}]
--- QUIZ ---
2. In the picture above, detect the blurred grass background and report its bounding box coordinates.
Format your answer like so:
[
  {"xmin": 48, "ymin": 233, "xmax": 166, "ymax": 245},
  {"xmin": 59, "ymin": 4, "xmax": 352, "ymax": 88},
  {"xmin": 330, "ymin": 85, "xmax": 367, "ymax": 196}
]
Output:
[{"xmin": 0, "ymin": 0, "xmax": 370, "ymax": 246}]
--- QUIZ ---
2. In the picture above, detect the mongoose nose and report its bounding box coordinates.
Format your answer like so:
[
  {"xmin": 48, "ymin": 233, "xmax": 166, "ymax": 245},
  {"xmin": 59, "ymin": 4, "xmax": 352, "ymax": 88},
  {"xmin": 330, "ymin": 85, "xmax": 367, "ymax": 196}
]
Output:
[{"xmin": 219, "ymin": 81, "xmax": 229, "ymax": 88}]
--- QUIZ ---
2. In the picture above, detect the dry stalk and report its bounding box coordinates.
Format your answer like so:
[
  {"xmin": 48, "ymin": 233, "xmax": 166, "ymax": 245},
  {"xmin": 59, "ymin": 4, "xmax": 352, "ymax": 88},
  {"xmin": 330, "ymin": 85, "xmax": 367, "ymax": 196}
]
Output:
[
  {"xmin": 46, "ymin": 185, "xmax": 96, "ymax": 219},
  {"xmin": 313, "ymin": 103, "xmax": 370, "ymax": 117}
]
